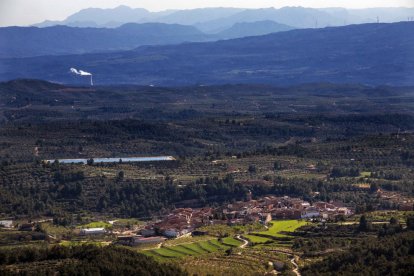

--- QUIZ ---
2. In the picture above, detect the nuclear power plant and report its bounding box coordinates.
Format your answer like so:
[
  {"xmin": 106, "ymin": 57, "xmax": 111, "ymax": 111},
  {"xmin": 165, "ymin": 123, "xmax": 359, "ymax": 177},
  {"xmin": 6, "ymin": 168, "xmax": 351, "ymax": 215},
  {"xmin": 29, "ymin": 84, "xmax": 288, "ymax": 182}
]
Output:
[{"xmin": 70, "ymin": 68, "xmax": 93, "ymax": 86}]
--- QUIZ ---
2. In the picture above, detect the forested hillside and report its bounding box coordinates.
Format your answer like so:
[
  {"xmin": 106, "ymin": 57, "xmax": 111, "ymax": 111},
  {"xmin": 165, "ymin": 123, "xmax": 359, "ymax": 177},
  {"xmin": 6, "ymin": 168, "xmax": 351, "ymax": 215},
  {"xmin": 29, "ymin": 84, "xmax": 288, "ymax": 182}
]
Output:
[{"xmin": 0, "ymin": 245, "xmax": 186, "ymax": 275}]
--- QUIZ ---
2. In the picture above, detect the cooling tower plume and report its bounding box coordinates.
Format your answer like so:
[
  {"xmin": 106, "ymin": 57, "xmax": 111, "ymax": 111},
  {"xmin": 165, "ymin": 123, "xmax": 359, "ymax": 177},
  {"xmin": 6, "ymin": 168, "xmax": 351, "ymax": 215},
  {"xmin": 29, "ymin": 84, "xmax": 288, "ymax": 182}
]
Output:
[{"xmin": 70, "ymin": 68, "xmax": 93, "ymax": 86}]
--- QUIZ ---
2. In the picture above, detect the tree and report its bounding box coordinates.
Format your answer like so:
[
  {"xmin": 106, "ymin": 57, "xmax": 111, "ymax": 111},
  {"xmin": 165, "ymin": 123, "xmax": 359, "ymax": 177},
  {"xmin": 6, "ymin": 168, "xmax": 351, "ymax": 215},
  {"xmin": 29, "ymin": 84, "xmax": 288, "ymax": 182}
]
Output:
[
  {"xmin": 225, "ymin": 247, "xmax": 234, "ymax": 256},
  {"xmin": 248, "ymin": 165, "xmax": 257, "ymax": 173},
  {"xmin": 389, "ymin": 217, "xmax": 398, "ymax": 225},
  {"xmin": 358, "ymin": 215, "xmax": 371, "ymax": 232},
  {"xmin": 274, "ymin": 161, "xmax": 282, "ymax": 170},
  {"xmin": 406, "ymin": 216, "xmax": 414, "ymax": 230},
  {"xmin": 369, "ymin": 183, "xmax": 379, "ymax": 193},
  {"xmin": 117, "ymin": 171, "xmax": 124, "ymax": 181}
]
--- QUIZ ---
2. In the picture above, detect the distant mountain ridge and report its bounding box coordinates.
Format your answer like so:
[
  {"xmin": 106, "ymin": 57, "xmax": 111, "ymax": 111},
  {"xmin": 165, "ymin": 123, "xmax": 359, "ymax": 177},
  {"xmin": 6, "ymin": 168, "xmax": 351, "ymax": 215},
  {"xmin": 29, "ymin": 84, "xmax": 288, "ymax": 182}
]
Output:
[
  {"xmin": 0, "ymin": 23, "xmax": 210, "ymax": 58},
  {"xmin": 0, "ymin": 21, "xmax": 295, "ymax": 58},
  {"xmin": 34, "ymin": 6, "xmax": 244, "ymax": 28},
  {"xmin": 1, "ymin": 22, "xmax": 412, "ymax": 86},
  {"xmin": 33, "ymin": 5, "xmax": 414, "ymax": 30},
  {"xmin": 216, "ymin": 20, "xmax": 293, "ymax": 39}
]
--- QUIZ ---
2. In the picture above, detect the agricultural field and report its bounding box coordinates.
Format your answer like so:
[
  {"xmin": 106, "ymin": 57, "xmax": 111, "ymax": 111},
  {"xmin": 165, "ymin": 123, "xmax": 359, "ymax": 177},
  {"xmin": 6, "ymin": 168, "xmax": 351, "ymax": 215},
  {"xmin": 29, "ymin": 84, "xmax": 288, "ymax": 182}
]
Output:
[
  {"xmin": 350, "ymin": 211, "xmax": 414, "ymax": 224},
  {"xmin": 39, "ymin": 222, "xmax": 72, "ymax": 238},
  {"xmin": 80, "ymin": 221, "xmax": 112, "ymax": 229},
  {"xmin": 221, "ymin": 237, "xmax": 243, "ymax": 247},
  {"xmin": 1, "ymin": 81, "xmax": 414, "ymax": 275},
  {"xmin": 254, "ymin": 220, "xmax": 308, "ymax": 239},
  {"xmin": 162, "ymin": 235, "xmax": 214, "ymax": 247},
  {"xmin": 59, "ymin": 240, "xmax": 106, "ymax": 247},
  {"xmin": 177, "ymin": 246, "xmax": 293, "ymax": 276},
  {"xmin": 243, "ymin": 234, "xmax": 272, "ymax": 244},
  {"xmin": 138, "ymin": 219, "xmax": 309, "ymax": 276},
  {"xmin": 143, "ymin": 238, "xmax": 230, "ymax": 260}
]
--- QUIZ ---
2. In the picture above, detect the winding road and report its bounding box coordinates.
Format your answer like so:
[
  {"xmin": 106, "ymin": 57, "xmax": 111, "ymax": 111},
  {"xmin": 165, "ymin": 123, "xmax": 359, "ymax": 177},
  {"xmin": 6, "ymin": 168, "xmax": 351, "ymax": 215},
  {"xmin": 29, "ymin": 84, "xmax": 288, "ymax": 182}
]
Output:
[
  {"xmin": 290, "ymin": 256, "xmax": 301, "ymax": 276},
  {"xmin": 269, "ymin": 249, "xmax": 301, "ymax": 276},
  {"xmin": 235, "ymin": 235, "xmax": 249, "ymax": 248}
]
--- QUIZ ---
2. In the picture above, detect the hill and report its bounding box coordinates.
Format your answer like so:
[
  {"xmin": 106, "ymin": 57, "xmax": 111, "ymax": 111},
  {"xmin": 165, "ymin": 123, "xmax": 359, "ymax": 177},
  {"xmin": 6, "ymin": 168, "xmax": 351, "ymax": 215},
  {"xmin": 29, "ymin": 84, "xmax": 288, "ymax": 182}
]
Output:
[
  {"xmin": 217, "ymin": 21, "xmax": 293, "ymax": 39},
  {"xmin": 0, "ymin": 22, "xmax": 413, "ymax": 86},
  {"xmin": 0, "ymin": 23, "xmax": 211, "ymax": 58},
  {"xmin": 0, "ymin": 245, "xmax": 186, "ymax": 275},
  {"xmin": 195, "ymin": 7, "xmax": 340, "ymax": 32},
  {"xmin": 34, "ymin": 5, "xmax": 175, "ymax": 28}
]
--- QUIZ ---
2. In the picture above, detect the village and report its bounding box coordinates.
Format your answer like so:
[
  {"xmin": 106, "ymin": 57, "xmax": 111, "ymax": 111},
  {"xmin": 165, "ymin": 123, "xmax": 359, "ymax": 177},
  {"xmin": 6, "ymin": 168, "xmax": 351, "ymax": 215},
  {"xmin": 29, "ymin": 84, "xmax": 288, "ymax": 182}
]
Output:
[
  {"xmin": 114, "ymin": 193, "xmax": 354, "ymax": 246},
  {"xmin": 1, "ymin": 189, "xmax": 413, "ymax": 249}
]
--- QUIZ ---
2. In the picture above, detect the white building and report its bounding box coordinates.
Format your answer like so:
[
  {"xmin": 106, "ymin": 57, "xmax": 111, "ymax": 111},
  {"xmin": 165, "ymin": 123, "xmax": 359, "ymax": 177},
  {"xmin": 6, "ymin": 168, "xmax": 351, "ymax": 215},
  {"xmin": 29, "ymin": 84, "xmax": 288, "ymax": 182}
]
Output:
[
  {"xmin": 80, "ymin": 228, "xmax": 106, "ymax": 235},
  {"xmin": 0, "ymin": 220, "xmax": 13, "ymax": 228}
]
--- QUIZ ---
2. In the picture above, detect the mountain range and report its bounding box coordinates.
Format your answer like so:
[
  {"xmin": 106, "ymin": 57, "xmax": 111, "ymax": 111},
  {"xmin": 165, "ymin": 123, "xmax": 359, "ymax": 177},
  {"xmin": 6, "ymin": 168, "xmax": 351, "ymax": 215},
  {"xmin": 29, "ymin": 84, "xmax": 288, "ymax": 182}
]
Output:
[
  {"xmin": 0, "ymin": 21, "xmax": 294, "ymax": 58},
  {"xmin": 34, "ymin": 5, "xmax": 414, "ymax": 30},
  {"xmin": 0, "ymin": 23, "xmax": 210, "ymax": 58},
  {"xmin": 2, "ymin": 5, "xmax": 412, "ymax": 59},
  {"xmin": 1, "ymin": 22, "xmax": 412, "ymax": 86}
]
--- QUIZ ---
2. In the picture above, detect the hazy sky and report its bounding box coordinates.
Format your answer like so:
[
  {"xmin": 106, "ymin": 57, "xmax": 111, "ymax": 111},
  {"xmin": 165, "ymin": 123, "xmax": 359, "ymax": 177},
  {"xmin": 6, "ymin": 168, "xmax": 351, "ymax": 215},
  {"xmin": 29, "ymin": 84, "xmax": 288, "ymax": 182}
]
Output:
[{"xmin": 1, "ymin": 0, "xmax": 413, "ymax": 27}]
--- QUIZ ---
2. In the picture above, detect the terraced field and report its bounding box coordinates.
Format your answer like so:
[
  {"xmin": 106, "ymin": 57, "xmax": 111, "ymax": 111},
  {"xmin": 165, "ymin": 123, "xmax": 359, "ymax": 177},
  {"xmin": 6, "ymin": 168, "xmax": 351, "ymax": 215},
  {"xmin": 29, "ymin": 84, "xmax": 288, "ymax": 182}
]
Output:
[
  {"xmin": 243, "ymin": 234, "xmax": 272, "ymax": 244},
  {"xmin": 142, "ymin": 239, "xmax": 231, "ymax": 260},
  {"xmin": 221, "ymin": 237, "xmax": 243, "ymax": 247},
  {"xmin": 179, "ymin": 247, "xmax": 291, "ymax": 276}
]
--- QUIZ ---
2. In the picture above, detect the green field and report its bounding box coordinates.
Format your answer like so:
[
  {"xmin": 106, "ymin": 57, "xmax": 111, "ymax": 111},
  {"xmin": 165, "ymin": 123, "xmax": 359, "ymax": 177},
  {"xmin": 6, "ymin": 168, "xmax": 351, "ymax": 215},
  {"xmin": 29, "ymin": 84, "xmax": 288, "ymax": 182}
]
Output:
[
  {"xmin": 197, "ymin": 240, "xmax": 222, "ymax": 253},
  {"xmin": 152, "ymin": 247, "xmax": 187, "ymax": 258},
  {"xmin": 221, "ymin": 237, "xmax": 243, "ymax": 247},
  {"xmin": 145, "ymin": 238, "xmax": 230, "ymax": 260},
  {"xmin": 80, "ymin": 221, "xmax": 112, "ymax": 229},
  {"xmin": 360, "ymin": 171, "xmax": 372, "ymax": 177},
  {"xmin": 180, "ymin": 243, "xmax": 209, "ymax": 254},
  {"xmin": 244, "ymin": 234, "xmax": 272, "ymax": 244},
  {"xmin": 60, "ymin": 241, "xmax": 104, "ymax": 247},
  {"xmin": 209, "ymin": 239, "xmax": 231, "ymax": 250},
  {"xmin": 254, "ymin": 220, "xmax": 307, "ymax": 238}
]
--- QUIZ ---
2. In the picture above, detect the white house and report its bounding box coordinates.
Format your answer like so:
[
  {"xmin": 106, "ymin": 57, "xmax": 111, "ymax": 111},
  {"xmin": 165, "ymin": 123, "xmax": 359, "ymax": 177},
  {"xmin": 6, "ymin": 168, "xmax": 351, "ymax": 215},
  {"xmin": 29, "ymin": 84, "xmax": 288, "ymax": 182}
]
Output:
[
  {"xmin": 0, "ymin": 220, "xmax": 13, "ymax": 228},
  {"xmin": 337, "ymin": 207, "xmax": 352, "ymax": 216},
  {"xmin": 80, "ymin": 228, "xmax": 106, "ymax": 235}
]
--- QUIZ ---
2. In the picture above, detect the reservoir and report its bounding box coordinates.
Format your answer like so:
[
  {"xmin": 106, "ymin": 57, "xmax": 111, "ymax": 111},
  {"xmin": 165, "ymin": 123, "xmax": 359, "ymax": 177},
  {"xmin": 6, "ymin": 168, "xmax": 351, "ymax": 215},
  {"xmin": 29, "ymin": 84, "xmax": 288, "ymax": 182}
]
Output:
[{"xmin": 44, "ymin": 156, "xmax": 175, "ymax": 164}]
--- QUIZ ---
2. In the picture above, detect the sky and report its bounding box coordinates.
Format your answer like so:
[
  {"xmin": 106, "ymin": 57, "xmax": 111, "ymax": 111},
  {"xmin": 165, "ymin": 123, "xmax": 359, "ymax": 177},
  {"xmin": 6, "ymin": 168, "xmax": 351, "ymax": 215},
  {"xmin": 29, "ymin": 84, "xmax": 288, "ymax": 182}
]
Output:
[{"xmin": 0, "ymin": 0, "xmax": 413, "ymax": 27}]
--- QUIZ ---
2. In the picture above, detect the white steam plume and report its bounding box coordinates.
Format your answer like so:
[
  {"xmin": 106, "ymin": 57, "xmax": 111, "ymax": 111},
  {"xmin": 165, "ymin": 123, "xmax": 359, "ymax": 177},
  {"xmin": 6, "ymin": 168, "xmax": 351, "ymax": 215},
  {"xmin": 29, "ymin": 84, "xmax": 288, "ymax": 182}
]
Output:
[{"xmin": 70, "ymin": 68, "xmax": 93, "ymax": 86}]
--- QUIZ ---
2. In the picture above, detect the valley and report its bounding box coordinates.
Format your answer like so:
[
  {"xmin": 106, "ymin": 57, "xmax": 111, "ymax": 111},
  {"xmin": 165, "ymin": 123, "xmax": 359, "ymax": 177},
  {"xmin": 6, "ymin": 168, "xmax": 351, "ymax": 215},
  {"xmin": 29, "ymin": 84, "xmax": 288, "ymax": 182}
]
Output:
[
  {"xmin": 0, "ymin": 80, "xmax": 413, "ymax": 275},
  {"xmin": 1, "ymin": 3, "xmax": 413, "ymax": 274}
]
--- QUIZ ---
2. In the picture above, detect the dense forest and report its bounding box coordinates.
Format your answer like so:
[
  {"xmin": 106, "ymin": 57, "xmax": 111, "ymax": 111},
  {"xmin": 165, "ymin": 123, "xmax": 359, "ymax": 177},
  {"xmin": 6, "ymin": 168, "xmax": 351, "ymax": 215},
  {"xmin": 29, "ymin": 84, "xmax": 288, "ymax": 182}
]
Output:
[
  {"xmin": 301, "ymin": 231, "xmax": 414, "ymax": 276},
  {"xmin": 0, "ymin": 245, "xmax": 185, "ymax": 275},
  {"xmin": 0, "ymin": 81, "xmax": 413, "ymax": 219}
]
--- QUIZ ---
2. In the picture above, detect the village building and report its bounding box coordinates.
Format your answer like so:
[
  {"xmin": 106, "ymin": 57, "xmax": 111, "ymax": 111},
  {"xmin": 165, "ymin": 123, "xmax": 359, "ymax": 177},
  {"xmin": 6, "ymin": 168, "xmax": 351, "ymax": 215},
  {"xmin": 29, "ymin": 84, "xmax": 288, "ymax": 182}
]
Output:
[
  {"xmin": 0, "ymin": 220, "xmax": 13, "ymax": 228},
  {"xmin": 301, "ymin": 207, "xmax": 320, "ymax": 219},
  {"xmin": 19, "ymin": 223, "xmax": 35, "ymax": 231},
  {"xmin": 80, "ymin": 228, "xmax": 106, "ymax": 235}
]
